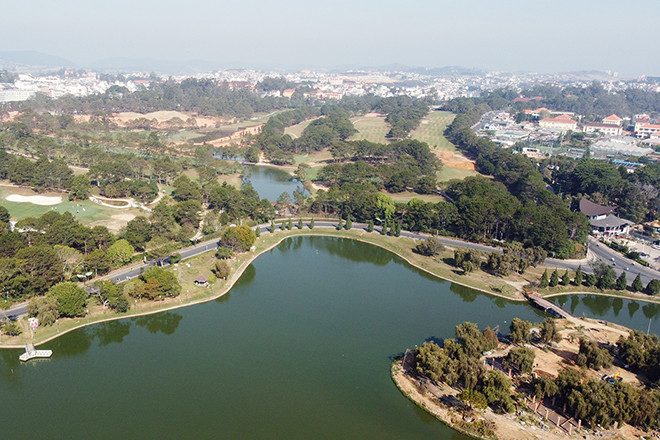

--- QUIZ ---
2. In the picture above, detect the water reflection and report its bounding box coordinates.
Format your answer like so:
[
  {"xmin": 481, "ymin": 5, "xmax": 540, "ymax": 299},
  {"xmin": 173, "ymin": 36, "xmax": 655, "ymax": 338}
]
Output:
[
  {"xmin": 94, "ymin": 320, "xmax": 131, "ymax": 347},
  {"xmin": 628, "ymin": 301, "xmax": 640, "ymax": 318},
  {"xmin": 550, "ymin": 294, "xmax": 660, "ymax": 334},
  {"xmin": 450, "ymin": 283, "xmax": 478, "ymax": 303},
  {"xmin": 132, "ymin": 312, "xmax": 183, "ymax": 336},
  {"xmin": 306, "ymin": 236, "xmax": 394, "ymax": 266}
]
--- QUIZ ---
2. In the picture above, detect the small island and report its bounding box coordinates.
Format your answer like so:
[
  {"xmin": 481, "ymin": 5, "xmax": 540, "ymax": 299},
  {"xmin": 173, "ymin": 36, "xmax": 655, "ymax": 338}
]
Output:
[{"xmin": 393, "ymin": 316, "xmax": 660, "ymax": 440}]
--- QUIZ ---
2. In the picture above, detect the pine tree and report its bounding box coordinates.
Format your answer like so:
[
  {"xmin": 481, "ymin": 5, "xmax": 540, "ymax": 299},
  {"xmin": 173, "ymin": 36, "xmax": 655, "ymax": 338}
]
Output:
[
  {"xmin": 345, "ymin": 217, "xmax": 352, "ymax": 230},
  {"xmin": 337, "ymin": 218, "xmax": 343, "ymax": 230},
  {"xmin": 367, "ymin": 220, "xmax": 374, "ymax": 232},
  {"xmin": 270, "ymin": 219, "xmax": 276, "ymax": 233},
  {"xmin": 298, "ymin": 218, "xmax": 303, "ymax": 229},
  {"xmin": 632, "ymin": 274, "xmax": 643, "ymax": 292},
  {"xmin": 539, "ymin": 269, "xmax": 549, "ymax": 288},
  {"xmin": 574, "ymin": 265, "xmax": 583, "ymax": 286},
  {"xmin": 309, "ymin": 218, "xmax": 315, "ymax": 229},
  {"xmin": 288, "ymin": 218, "xmax": 293, "ymax": 230},
  {"xmin": 394, "ymin": 222, "xmax": 401, "ymax": 237},
  {"xmin": 561, "ymin": 270, "xmax": 570, "ymax": 286},
  {"xmin": 549, "ymin": 269, "xmax": 559, "ymax": 287},
  {"xmin": 255, "ymin": 226, "xmax": 260, "ymax": 238},
  {"xmin": 585, "ymin": 273, "xmax": 597, "ymax": 287},
  {"xmin": 615, "ymin": 272, "xmax": 627, "ymax": 291}
]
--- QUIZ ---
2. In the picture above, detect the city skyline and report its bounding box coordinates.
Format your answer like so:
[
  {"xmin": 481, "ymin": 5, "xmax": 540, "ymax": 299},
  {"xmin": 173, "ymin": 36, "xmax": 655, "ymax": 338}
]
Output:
[{"xmin": 2, "ymin": 0, "xmax": 659, "ymax": 77}]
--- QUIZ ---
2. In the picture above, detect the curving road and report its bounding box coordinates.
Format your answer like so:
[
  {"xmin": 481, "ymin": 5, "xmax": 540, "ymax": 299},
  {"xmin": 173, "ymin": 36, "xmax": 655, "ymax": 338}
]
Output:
[{"xmin": 5, "ymin": 222, "xmax": 659, "ymax": 319}]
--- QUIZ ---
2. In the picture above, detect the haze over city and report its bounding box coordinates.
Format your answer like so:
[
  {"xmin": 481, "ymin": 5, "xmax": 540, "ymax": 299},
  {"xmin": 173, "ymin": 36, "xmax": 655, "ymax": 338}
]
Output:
[{"xmin": 2, "ymin": 0, "xmax": 659, "ymax": 76}]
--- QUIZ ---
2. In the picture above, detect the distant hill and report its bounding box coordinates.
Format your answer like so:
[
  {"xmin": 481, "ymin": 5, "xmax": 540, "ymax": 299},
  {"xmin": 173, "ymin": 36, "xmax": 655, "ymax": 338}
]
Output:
[{"xmin": 0, "ymin": 50, "xmax": 75, "ymax": 68}]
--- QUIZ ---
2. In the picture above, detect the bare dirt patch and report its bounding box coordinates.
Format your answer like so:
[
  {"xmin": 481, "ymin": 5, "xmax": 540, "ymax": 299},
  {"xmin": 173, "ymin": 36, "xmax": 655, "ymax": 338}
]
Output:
[{"xmin": 90, "ymin": 213, "xmax": 137, "ymax": 232}]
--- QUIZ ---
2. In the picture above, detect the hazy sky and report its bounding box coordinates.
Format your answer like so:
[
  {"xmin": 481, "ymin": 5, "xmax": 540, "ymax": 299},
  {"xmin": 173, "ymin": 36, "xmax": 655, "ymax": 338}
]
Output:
[{"xmin": 2, "ymin": 0, "xmax": 658, "ymax": 76}]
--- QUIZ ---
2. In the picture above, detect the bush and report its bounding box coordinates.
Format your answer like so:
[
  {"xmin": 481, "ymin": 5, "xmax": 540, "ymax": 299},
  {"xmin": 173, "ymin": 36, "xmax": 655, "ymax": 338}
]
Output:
[
  {"xmin": 216, "ymin": 246, "xmax": 233, "ymax": 259},
  {"xmin": 2, "ymin": 319, "xmax": 21, "ymax": 336},
  {"xmin": 415, "ymin": 237, "xmax": 445, "ymax": 256},
  {"xmin": 169, "ymin": 253, "xmax": 182, "ymax": 264}
]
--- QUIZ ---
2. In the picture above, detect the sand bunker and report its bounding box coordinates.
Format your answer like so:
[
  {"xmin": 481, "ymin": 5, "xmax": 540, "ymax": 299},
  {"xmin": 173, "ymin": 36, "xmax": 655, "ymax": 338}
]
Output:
[{"xmin": 6, "ymin": 194, "xmax": 62, "ymax": 206}]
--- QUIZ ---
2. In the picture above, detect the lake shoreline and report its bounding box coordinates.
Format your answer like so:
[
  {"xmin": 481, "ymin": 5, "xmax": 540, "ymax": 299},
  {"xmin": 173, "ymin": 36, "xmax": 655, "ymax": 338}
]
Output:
[{"xmin": 2, "ymin": 229, "xmax": 659, "ymax": 349}]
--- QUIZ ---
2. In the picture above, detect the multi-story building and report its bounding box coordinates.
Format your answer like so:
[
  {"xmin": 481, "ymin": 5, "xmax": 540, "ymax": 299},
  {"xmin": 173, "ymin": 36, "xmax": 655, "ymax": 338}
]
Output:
[{"xmin": 582, "ymin": 122, "xmax": 623, "ymax": 136}]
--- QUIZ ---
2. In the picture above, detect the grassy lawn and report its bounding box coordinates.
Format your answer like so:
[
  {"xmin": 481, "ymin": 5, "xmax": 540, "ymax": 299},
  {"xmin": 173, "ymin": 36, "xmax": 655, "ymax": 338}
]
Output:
[
  {"xmin": 385, "ymin": 191, "xmax": 445, "ymax": 203},
  {"xmin": 411, "ymin": 111, "xmax": 456, "ymax": 150},
  {"xmin": 167, "ymin": 130, "xmax": 204, "ymax": 143},
  {"xmin": 0, "ymin": 186, "xmax": 143, "ymax": 224},
  {"xmin": 217, "ymin": 174, "xmax": 243, "ymax": 188},
  {"xmin": 293, "ymin": 149, "xmax": 333, "ymax": 165},
  {"xmin": 284, "ymin": 120, "xmax": 313, "ymax": 139},
  {"xmin": 349, "ymin": 114, "xmax": 390, "ymax": 144},
  {"xmin": 437, "ymin": 166, "xmax": 480, "ymax": 182}
]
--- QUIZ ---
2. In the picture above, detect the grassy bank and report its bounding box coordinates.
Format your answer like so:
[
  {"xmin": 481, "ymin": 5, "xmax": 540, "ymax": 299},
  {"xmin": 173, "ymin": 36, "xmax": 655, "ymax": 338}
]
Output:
[{"xmin": 3, "ymin": 227, "xmax": 659, "ymax": 348}]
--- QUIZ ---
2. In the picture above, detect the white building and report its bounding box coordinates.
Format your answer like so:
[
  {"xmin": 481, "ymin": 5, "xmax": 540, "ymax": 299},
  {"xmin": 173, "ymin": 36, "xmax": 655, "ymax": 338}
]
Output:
[{"xmin": 582, "ymin": 122, "xmax": 623, "ymax": 136}]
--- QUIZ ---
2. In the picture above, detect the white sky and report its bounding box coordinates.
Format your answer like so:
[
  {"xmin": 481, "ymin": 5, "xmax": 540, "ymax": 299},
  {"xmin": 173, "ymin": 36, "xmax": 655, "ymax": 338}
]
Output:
[{"xmin": 2, "ymin": 0, "xmax": 658, "ymax": 77}]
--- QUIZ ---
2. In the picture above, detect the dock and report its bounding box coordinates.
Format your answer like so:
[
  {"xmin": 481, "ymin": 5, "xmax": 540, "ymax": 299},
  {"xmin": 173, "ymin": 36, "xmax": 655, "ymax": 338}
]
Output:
[
  {"xmin": 19, "ymin": 343, "xmax": 52, "ymax": 362},
  {"xmin": 525, "ymin": 293, "xmax": 573, "ymax": 319}
]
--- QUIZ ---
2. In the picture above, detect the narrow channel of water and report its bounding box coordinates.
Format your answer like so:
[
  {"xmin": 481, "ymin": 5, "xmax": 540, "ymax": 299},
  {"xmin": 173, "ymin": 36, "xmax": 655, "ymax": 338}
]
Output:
[{"xmin": 1, "ymin": 237, "xmax": 649, "ymax": 439}]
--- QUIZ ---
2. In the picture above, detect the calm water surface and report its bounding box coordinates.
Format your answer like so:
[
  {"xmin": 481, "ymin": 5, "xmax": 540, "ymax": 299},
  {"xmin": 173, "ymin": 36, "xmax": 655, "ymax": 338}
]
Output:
[
  {"xmin": 244, "ymin": 165, "xmax": 305, "ymax": 202},
  {"xmin": 3, "ymin": 237, "xmax": 650, "ymax": 439},
  {"xmin": 549, "ymin": 294, "xmax": 660, "ymax": 334}
]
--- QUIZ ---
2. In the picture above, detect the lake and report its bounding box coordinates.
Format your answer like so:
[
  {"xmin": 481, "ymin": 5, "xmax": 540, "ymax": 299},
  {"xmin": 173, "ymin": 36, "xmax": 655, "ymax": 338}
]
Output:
[
  {"xmin": 0, "ymin": 237, "xmax": 652, "ymax": 439},
  {"xmin": 243, "ymin": 165, "xmax": 305, "ymax": 202}
]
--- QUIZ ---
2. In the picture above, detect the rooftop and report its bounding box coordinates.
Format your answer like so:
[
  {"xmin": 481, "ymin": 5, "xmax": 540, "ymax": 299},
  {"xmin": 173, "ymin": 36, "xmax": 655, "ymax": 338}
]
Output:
[
  {"xmin": 589, "ymin": 214, "xmax": 633, "ymax": 228},
  {"xmin": 579, "ymin": 198, "xmax": 615, "ymax": 217}
]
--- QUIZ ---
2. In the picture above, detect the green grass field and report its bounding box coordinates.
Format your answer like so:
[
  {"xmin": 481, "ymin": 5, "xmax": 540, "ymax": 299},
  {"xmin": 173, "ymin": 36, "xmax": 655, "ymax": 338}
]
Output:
[
  {"xmin": 167, "ymin": 130, "xmax": 205, "ymax": 143},
  {"xmin": 384, "ymin": 191, "xmax": 445, "ymax": 203},
  {"xmin": 411, "ymin": 111, "xmax": 456, "ymax": 150},
  {"xmin": 293, "ymin": 149, "xmax": 333, "ymax": 165},
  {"xmin": 0, "ymin": 186, "xmax": 143, "ymax": 224},
  {"xmin": 437, "ymin": 166, "xmax": 480, "ymax": 182},
  {"xmin": 349, "ymin": 114, "xmax": 390, "ymax": 143},
  {"xmin": 284, "ymin": 120, "xmax": 313, "ymax": 139}
]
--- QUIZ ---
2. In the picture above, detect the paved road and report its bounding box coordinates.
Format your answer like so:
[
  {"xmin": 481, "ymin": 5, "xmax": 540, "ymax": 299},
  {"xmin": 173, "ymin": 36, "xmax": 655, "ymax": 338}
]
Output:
[{"xmin": 5, "ymin": 221, "xmax": 660, "ymax": 319}]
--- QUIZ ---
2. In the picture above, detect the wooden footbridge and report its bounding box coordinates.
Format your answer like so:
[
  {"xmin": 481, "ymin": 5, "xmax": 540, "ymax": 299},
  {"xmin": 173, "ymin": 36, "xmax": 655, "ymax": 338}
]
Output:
[{"xmin": 524, "ymin": 291, "xmax": 573, "ymax": 319}]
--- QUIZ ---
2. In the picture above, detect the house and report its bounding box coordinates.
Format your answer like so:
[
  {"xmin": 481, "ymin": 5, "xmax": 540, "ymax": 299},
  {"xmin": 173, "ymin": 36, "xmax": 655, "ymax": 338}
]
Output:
[
  {"xmin": 579, "ymin": 198, "xmax": 615, "ymax": 220},
  {"xmin": 636, "ymin": 123, "xmax": 660, "ymax": 138},
  {"xmin": 539, "ymin": 115, "xmax": 577, "ymax": 132},
  {"xmin": 194, "ymin": 275, "xmax": 209, "ymax": 287},
  {"xmin": 579, "ymin": 198, "xmax": 631, "ymax": 238},
  {"xmin": 602, "ymin": 114, "xmax": 622, "ymax": 126},
  {"xmin": 582, "ymin": 122, "xmax": 623, "ymax": 136},
  {"xmin": 282, "ymin": 88, "xmax": 296, "ymax": 99}
]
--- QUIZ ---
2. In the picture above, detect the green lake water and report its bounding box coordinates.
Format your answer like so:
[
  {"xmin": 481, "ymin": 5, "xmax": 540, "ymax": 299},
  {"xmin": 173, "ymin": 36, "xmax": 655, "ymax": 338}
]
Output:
[{"xmin": 1, "ymin": 237, "xmax": 653, "ymax": 439}]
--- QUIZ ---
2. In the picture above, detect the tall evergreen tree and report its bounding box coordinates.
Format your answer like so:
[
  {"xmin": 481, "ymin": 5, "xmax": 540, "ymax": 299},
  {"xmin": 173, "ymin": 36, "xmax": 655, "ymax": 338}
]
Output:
[
  {"xmin": 574, "ymin": 265, "xmax": 583, "ymax": 286},
  {"xmin": 615, "ymin": 272, "xmax": 627, "ymax": 291},
  {"xmin": 632, "ymin": 274, "xmax": 643, "ymax": 292},
  {"xmin": 539, "ymin": 269, "xmax": 549, "ymax": 288},
  {"xmin": 549, "ymin": 269, "xmax": 559, "ymax": 287}
]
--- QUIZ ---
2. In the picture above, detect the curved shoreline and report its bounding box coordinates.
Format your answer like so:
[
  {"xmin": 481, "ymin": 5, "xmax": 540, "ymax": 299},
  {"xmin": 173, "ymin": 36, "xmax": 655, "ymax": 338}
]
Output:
[{"xmin": 3, "ymin": 230, "xmax": 659, "ymax": 349}]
